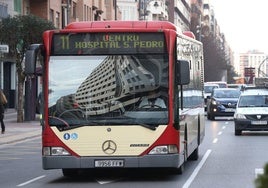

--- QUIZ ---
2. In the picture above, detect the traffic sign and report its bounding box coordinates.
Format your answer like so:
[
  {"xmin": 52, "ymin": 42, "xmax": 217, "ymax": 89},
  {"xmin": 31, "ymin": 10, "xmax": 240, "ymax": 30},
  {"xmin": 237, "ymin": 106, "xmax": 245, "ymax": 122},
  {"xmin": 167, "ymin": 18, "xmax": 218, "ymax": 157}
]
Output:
[
  {"xmin": 244, "ymin": 76, "xmax": 250, "ymax": 83},
  {"xmin": 0, "ymin": 44, "xmax": 9, "ymax": 53}
]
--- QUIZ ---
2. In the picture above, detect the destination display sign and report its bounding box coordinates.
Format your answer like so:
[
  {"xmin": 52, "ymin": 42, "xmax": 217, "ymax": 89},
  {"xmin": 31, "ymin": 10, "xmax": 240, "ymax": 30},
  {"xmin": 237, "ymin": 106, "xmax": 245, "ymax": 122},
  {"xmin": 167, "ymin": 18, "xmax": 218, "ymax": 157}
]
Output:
[{"xmin": 52, "ymin": 32, "xmax": 166, "ymax": 55}]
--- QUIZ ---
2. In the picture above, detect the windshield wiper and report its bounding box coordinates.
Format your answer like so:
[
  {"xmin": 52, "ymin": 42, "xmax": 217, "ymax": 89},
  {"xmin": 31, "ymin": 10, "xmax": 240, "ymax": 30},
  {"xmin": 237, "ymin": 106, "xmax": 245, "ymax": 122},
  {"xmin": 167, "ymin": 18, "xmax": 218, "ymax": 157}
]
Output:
[
  {"xmin": 59, "ymin": 120, "xmax": 104, "ymax": 131},
  {"xmin": 60, "ymin": 124, "xmax": 85, "ymax": 131},
  {"xmin": 135, "ymin": 123, "xmax": 157, "ymax": 131},
  {"xmin": 59, "ymin": 122, "xmax": 157, "ymax": 131}
]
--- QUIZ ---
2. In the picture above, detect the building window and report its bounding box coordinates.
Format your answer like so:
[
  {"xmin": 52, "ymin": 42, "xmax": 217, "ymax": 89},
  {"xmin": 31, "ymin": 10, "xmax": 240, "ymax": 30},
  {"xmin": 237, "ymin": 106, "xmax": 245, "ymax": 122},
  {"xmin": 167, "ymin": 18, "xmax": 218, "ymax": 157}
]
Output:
[
  {"xmin": 73, "ymin": 2, "xmax": 77, "ymax": 19},
  {"xmin": 56, "ymin": 12, "xmax": 60, "ymax": 28},
  {"xmin": 89, "ymin": 7, "xmax": 92, "ymax": 21},
  {"xmin": 84, "ymin": 5, "xmax": 86, "ymax": 21},
  {"xmin": 14, "ymin": 0, "xmax": 21, "ymax": 13},
  {"xmin": 0, "ymin": 3, "xmax": 8, "ymax": 19},
  {"xmin": 49, "ymin": 9, "xmax": 54, "ymax": 24}
]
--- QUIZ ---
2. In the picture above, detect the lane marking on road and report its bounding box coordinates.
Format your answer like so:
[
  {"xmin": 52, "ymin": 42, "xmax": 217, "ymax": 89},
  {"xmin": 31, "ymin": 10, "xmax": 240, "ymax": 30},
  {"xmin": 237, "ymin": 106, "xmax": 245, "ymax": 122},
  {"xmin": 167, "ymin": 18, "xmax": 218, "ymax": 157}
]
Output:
[
  {"xmin": 218, "ymin": 131, "xmax": 222, "ymax": 135},
  {"xmin": 222, "ymin": 126, "xmax": 226, "ymax": 129},
  {"xmin": 17, "ymin": 175, "xmax": 46, "ymax": 187},
  {"xmin": 255, "ymin": 168, "xmax": 264, "ymax": 178},
  {"xmin": 212, "ymin": 138, "xmax": 218, "ymax": 143},
  {"xmin": 182, "ymin": 149, "xmax": 212, "ymax": 188}
]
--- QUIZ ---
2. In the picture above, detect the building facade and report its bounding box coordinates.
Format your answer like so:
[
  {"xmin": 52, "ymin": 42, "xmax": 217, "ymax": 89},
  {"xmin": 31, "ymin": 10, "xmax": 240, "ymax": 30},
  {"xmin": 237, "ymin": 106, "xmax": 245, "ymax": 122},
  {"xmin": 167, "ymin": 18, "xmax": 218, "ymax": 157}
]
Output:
[
  {"xmin": 0, "ymin": 0, "xmax": 22, "ymax": 108},
  {"xmin": 236, "ymin": 51, "xmax": 268, "ymax": 84}
]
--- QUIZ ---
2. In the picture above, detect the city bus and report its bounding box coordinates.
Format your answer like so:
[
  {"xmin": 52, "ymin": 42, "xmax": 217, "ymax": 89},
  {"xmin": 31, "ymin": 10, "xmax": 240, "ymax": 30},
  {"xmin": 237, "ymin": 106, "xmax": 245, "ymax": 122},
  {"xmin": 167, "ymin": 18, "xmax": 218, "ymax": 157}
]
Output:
[{"xmin": 25, "ymin": 21, "xmax": 205, "ymax": 176}]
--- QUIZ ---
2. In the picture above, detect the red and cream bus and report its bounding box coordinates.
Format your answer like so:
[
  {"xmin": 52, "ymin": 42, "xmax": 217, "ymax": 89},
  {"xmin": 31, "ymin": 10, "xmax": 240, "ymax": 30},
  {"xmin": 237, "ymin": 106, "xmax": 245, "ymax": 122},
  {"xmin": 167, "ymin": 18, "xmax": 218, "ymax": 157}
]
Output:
[{"xmin": 25, "ymin": 21, "xmax": 205, "ymax": 176}]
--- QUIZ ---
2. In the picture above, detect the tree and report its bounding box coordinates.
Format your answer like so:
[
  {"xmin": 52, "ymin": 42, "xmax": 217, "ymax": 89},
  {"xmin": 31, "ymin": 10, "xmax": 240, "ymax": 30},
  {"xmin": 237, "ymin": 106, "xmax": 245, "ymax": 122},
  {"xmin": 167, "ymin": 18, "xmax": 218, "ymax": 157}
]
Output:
[
  {"xmin": 227, "ymin": 64, "xmax": 238, "ymax": 84},
  {"xmin": 0, "ymin": 15, "xmax": 55, "ymax": 122},
  {"xmin": 203, "ymin": 35, "xmax": 227, "ymax": 81}
]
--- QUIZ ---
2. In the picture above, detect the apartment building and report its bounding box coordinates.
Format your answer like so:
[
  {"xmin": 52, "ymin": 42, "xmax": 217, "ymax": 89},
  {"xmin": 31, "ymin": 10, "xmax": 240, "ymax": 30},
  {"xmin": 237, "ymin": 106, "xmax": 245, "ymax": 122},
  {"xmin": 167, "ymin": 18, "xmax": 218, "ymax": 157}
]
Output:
[
  {"xmin": 25, "ymin": 0, "xmax": 110, "ymax": 29},
  {"xmin": 237, "ymin": 51, "xmax": 268, "ymax": 80}
]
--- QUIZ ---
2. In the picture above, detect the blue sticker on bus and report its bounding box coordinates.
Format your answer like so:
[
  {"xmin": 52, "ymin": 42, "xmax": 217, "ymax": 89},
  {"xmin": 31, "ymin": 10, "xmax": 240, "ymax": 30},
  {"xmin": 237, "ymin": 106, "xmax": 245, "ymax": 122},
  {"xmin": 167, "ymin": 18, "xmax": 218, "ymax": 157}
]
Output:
[
  {"xmin": 63, "ymin": 133, "xmax": 71, "ymax": 140},
  {"xmin": 71, "ymin": 133, "xmax": 78, "ymax": 140}
]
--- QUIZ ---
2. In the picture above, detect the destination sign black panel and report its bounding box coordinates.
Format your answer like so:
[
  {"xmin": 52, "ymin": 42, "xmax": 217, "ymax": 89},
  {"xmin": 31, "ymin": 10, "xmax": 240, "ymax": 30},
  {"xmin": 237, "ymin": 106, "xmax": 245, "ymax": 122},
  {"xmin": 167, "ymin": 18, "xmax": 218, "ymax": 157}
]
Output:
[{"xmin": 52, "ymin": 32, "xmax": 166, "ymax": 55}]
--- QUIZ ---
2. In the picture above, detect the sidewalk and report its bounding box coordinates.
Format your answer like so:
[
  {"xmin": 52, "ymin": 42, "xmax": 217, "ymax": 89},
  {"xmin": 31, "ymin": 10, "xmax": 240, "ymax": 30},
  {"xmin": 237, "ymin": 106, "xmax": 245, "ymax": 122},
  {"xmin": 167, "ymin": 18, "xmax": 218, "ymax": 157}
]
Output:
[{"xmin": 0, "ymin": 109, "xmax": 41, "ymax": 145}]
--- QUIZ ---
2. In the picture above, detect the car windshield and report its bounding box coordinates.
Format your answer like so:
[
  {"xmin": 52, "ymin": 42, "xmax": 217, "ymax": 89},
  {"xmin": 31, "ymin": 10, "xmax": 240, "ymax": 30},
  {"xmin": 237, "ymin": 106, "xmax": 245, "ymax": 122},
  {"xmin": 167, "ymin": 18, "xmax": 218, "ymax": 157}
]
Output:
[
  {"xmin": 213, "ymin": 89, "xmax": 241, "ymax": 98},
  {"xmin": 238, "ymin": 95, "xmax": 268, "ymax": 107},
  {"xmin": 204, "ymin": 85, "xmax": 218, "ymax": 93}
]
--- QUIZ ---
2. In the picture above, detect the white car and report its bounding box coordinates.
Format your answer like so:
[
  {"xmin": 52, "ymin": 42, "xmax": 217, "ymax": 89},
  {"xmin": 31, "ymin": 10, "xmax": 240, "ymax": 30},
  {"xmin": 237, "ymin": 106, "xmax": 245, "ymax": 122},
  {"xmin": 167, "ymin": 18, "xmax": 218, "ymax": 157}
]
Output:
[{"xmin": 234, "ymin": 87, "xmax": 268, "ymax": 135}]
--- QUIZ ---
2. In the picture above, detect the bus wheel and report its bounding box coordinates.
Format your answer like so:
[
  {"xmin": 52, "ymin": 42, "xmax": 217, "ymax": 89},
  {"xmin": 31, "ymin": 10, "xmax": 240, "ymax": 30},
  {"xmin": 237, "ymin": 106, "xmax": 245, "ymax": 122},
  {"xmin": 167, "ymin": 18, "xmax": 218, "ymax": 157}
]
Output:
[
  {"xmin": 170, "ymin": 163, "xmax": 184, "ymax": 175},
  {"xmin": 177, "ymin": 163, "xmax": 184, "ymax": 174},
  {"xmin": 188, "ymin": 147, "xmax": 199, "ymax": 161},
  {"xmin": 62, "ymin": 169, "xmax": 79, "ymax": 177}
]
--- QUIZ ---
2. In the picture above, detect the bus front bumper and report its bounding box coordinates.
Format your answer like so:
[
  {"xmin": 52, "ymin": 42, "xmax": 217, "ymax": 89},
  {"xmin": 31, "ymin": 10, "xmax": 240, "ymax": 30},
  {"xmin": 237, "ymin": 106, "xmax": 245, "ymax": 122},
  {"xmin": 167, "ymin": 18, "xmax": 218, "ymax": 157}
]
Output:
[{"xmin": 43, "ymin": 154, "xmax": 183, "ymax": 170}]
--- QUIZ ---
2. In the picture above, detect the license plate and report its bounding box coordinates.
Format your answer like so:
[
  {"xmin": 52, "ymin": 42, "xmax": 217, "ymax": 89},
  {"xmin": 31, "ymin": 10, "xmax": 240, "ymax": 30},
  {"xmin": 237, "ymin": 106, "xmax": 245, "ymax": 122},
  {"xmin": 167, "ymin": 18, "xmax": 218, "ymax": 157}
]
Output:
[
  {"xmin": 251, "ymin": 121, "xmax": 267, "ymax": 125},
  {"xmin": 95, "ymin": 160, "xmax": 124, "ymax": 167},
  {"xmin": 225, "ymin": 108, "xmax": 235, "ymax": 112}
]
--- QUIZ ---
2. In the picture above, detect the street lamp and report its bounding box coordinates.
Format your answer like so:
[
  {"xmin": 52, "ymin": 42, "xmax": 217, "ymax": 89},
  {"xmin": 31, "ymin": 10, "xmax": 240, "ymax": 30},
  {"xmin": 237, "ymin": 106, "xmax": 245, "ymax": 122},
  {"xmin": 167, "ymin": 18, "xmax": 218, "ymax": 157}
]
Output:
[
  {"xmin": 258, "ymin": 56, "xmax": 268, "ymax": 77},
  {"xmin": 139, "ymin": 0, "xmax": 160, "ymax": 20},
  {"xmin": 196, "ymin": 15, "xmax": 203, "ymax": 41}
]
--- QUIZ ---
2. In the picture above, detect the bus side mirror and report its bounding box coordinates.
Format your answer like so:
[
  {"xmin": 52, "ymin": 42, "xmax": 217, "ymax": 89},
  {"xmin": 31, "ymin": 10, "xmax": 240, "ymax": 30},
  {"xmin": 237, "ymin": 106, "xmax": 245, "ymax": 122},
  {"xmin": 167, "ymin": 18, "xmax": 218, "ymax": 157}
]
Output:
[
  {"xmin": 25, "ymin": 50, "xmax": 37, "ymax": 75},
  {"xmin": 177, "ymin": 60, "xmax": 190, "ymax": 85},
  {"xmin": 25, "ymin": 44, "xmax": 44, "ymax": 75}
]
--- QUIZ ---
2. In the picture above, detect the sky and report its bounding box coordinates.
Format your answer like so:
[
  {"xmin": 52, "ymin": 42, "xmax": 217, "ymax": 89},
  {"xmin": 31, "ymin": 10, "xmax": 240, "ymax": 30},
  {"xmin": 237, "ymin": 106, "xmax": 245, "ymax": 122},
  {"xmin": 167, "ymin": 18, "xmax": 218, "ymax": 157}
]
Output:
[{"xmin": 210, "ymin": 0, "xmax": 268, "ymax": 54}]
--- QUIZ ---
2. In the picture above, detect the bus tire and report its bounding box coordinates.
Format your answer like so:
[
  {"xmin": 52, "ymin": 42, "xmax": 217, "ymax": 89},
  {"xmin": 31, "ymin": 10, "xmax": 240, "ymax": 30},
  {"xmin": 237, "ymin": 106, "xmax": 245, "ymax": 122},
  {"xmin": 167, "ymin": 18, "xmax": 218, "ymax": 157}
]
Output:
[
  {"xmin": 188, "ymin": 147, "xmax": 199, "ymax": 161},
  {"xmin": 171, "ymin": 163, "xmax": 184, "ymax": 175},
  {"xmin": 62, "ymin": 169, "xmax": 79, "ymax": 177}
]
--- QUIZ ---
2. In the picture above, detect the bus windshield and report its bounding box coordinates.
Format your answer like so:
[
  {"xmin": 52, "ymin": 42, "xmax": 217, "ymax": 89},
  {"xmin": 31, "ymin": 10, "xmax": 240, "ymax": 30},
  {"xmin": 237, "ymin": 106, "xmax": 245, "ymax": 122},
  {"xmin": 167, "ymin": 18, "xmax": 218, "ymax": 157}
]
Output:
[{"xmin": 48, "ymin": 54, "xmax": 169, "ymax": 128}]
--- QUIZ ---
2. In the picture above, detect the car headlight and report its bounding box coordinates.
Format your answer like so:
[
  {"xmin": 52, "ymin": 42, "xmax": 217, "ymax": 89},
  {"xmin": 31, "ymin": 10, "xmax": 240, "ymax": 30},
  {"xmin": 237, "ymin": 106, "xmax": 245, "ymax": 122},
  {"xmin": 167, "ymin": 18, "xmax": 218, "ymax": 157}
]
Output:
[
  {"xmin": 234, "ymin": 113, "xmax": 246, "ymax": 119},
  {"xmin": 212, "ymin": 99, "xmax": 219, "ymax": 105}
]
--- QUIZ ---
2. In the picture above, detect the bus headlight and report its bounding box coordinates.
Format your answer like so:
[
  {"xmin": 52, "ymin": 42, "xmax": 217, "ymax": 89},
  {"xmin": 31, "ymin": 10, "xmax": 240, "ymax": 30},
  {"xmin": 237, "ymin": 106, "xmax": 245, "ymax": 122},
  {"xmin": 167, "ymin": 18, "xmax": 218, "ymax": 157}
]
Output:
[
  {"xmin": 149, "ymin": 145, "xmax": 178, "ymax": 154},
  {"xmin": 43, "ymin": 147, "xmax": 70, "ymax": 156}
]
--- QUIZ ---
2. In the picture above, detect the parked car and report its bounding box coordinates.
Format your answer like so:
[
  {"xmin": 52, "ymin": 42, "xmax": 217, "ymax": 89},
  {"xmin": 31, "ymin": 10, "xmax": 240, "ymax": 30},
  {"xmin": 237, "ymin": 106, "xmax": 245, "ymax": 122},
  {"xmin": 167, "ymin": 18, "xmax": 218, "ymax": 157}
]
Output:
[
  {"xmin": 204, "ymin": 83, "xmax": 219, "ymax": 111},
  {"xmin": 234, "ymin": 87, "xmax": 268, "ymax": 135},
  {"xmin": 207, "ymin": 88, "xmax": 241, "ymax": 120}
]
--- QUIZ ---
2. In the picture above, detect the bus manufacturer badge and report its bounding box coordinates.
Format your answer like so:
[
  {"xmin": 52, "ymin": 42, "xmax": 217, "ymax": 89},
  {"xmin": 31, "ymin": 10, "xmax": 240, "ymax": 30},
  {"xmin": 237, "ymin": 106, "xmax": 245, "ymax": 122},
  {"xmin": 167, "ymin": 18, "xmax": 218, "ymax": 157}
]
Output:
[
  {"xmin": 257, "ymin": 115, "xmax": 262, "ymax": 120},
  {"xmin": 102, "ymin": 140, "xmax": 117, "ymax": 155}
]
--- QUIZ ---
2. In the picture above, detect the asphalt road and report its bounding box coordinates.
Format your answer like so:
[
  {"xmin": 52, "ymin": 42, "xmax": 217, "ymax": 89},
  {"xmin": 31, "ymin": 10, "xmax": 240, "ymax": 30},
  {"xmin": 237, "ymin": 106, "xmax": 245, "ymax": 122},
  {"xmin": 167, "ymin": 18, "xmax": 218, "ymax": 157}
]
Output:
[{"xmin": 0, "ymin": 116, "xmax": 267, "ymax": 188}]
